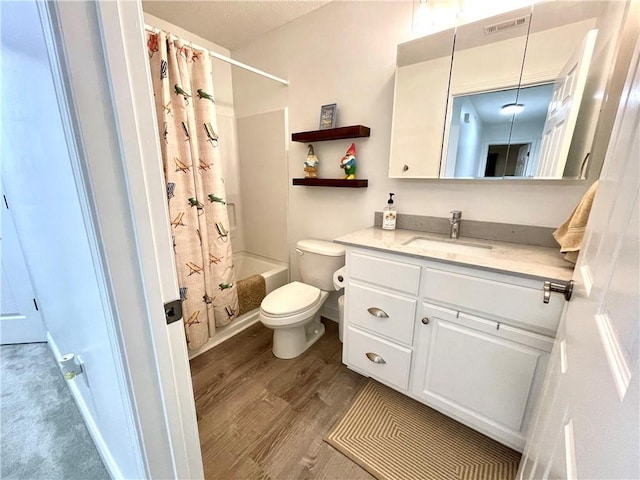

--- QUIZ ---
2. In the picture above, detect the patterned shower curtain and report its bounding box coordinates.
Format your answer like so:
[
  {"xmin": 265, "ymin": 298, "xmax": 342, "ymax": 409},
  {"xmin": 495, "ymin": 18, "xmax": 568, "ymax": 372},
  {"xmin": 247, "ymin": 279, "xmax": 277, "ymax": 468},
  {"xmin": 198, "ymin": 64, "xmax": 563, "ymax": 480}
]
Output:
[{"xmin": 147, "ymin": 31, "xmax": 238, "ymax": 350}]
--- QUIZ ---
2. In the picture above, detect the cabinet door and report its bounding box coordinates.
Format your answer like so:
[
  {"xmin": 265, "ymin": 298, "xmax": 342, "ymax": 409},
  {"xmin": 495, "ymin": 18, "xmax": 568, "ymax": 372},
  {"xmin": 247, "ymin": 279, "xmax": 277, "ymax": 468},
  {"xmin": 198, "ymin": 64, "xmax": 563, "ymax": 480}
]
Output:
[{"xmin": 411, "ymin": 303, "xmax": 551, "ymax": 450}]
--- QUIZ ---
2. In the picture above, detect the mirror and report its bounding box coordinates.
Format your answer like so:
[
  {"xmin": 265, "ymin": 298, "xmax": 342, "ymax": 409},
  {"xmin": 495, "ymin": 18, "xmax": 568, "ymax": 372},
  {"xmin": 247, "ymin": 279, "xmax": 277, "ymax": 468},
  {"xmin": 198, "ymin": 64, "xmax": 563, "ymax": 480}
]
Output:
[
  {"xmin": 443, "ymin": 83, "xmax": 554, "ymax": 178},
  {"xmin": 388, "ymin": 29, "xmax": 455, "ymax": 177},
  {"xmin": 443, "ymin": 7, "xmax": 530, "ymax": 179},
  {"xmin": 389, "ymin": 1, "xmax": 631, "ymax": 180}
]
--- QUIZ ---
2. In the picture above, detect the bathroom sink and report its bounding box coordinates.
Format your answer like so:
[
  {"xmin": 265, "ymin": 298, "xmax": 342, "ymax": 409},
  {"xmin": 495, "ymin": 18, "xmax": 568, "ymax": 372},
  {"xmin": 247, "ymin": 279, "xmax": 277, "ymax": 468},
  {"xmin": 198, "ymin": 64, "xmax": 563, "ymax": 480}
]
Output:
[{"xmin": 403, "ymin": 236, "xmax": 493, "ymax": 257}]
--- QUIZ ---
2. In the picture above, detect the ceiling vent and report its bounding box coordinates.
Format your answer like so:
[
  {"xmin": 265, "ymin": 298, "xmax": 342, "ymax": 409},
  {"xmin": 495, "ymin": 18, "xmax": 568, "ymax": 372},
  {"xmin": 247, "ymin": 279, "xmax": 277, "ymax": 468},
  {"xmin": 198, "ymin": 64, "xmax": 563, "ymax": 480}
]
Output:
[{"xmin": 483, "ymin": 16, "xmax": 529, "ymax": 35}]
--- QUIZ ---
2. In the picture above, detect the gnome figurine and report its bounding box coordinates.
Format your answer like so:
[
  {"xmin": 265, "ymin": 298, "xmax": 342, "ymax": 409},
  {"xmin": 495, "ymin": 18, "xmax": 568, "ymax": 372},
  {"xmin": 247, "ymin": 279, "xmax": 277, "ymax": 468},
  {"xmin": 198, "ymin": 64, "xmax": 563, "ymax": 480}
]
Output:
[
  {"xmin": 304, "ymin": 144, "xmax": 319, "ymax": 178},
  {"xmin": 340, "ymin": 143, "xmax": 357, "ymax": 179}
]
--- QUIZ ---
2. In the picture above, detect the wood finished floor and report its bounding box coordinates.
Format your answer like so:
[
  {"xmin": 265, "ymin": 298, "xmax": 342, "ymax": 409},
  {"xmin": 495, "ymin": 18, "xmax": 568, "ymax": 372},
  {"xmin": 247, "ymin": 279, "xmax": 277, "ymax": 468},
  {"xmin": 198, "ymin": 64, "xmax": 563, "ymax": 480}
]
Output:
[{"xmin": 190, "ymin": 319, "xmax": 374, "ymax": 480}]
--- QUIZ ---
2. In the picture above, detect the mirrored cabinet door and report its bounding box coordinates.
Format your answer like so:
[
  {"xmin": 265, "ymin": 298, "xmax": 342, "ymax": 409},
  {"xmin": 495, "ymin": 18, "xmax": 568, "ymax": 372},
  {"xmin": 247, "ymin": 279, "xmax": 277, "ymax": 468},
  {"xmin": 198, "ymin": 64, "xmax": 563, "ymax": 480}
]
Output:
[
  {"xmin": 388, "ymin": 29, "xmax": 454, "ymax": 178},
  {"xmin": 441, "ymin": 7, "xmax": 531, "ymax": 179},
  {"xmin": 518, "ymin": 1, "xmax": 614, "ymax": 179}
]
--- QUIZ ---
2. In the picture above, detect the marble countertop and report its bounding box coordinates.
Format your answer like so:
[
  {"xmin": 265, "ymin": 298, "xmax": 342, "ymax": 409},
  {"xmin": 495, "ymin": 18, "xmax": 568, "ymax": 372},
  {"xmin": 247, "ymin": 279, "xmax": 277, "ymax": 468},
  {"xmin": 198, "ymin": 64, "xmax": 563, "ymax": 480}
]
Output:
[{"xmin": 334, "ymin": 227, "xmax": 574, "ymax": 282}]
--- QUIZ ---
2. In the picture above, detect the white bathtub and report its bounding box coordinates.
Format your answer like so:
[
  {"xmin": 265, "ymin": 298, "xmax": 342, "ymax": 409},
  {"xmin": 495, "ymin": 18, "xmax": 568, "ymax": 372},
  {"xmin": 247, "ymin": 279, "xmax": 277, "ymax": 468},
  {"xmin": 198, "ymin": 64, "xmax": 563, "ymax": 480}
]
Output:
[
  {"xmin": 234, "ymin": 251, "xmax": 289, "ymax": 295},
  {"xmin": 188, "ymin": 251, "xmax": 289, "ymax": 359}
]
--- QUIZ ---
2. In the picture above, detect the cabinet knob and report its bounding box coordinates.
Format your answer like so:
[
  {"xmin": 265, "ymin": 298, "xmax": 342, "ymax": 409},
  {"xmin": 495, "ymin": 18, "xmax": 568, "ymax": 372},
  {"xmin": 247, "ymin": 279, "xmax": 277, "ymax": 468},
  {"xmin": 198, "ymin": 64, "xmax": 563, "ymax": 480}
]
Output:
[
  {"xmin": 366, "ymin": 352, "xmax": 386, "ymax": 364},
  {"xmin": 421, "ymin": 317, "xmax": 430, "ymax": 325},
  {"xmin": 543, "ymin": 280, "xmax": 574, "ymax": 303},
  {"xmin": 403, "ymin": 164, "xmax": 409, "ymax": 172},
  {"xmin": 367, "ymin": 307, "xmax": 389, "ymax": 318}
]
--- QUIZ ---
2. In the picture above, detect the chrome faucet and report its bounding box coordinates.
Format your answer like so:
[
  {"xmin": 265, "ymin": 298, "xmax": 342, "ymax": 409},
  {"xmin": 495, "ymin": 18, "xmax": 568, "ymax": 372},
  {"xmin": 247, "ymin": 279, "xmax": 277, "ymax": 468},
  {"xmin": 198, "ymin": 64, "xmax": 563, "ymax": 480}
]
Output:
[{"xmin": 450, "ymin": 211, "xmax": 462, "ymax": 239}]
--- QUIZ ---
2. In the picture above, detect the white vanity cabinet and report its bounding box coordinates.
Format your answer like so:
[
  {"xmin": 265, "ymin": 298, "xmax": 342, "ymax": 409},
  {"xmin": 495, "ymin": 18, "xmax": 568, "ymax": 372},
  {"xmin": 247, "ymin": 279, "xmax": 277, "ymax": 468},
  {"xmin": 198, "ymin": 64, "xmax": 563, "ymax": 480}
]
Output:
[{"xmin": 342, "ymin": 247, "xmax": 564, "ymax": 451}]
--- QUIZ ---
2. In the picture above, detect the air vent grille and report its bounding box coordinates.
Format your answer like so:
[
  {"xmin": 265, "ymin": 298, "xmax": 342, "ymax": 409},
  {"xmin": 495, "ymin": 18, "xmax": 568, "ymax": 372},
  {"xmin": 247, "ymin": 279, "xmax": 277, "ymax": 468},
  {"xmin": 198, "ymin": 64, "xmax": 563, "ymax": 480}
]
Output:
[{"xmin": 484, "ymin": 15, "xmax": 529, "ymax": 35}]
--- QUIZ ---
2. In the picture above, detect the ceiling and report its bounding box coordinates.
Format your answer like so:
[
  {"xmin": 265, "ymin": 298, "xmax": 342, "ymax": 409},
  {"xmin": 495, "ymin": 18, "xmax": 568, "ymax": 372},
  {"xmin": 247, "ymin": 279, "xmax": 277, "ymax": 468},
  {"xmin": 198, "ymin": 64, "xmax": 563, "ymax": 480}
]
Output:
[
  {"xmin": 461, "ymin": 83, "xmax": 554, "ymax": 126},
  {"xmin": 142, "ymin": 0, "xmax": 333, "ymax": 51}
]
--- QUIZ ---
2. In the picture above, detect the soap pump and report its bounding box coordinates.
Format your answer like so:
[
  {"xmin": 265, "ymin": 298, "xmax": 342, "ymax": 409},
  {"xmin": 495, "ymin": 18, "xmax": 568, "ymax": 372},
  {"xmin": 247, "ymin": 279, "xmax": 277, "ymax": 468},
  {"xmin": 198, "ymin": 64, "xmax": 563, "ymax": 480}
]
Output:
[{"xmin": 382, "ymin": 193, "xmax": 397, "ymax": 230}]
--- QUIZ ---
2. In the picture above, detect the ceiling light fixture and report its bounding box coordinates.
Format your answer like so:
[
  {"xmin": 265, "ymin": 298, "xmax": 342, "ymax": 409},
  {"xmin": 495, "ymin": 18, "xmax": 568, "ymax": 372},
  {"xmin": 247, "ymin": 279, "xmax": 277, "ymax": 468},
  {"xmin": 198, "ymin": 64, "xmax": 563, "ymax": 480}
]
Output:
[
  {"xmin": 413, "ymin": 0, "xmax": 434, "ymax": 32},
  {"xmin": 500, "ymin": 103, "xmax": 525, "ymax": 115}
]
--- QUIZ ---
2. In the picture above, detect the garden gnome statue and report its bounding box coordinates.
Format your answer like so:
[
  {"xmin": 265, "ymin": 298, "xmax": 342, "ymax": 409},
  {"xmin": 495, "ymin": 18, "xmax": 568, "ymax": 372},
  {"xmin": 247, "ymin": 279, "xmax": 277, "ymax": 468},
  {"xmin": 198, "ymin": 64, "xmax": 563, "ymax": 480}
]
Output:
[
  {"xmin": 340, "ymin": 143, "xmax": 357, "ymax": 179},
  {"xmin": 304, "ymin": 144, "xmax": 319, "ymax": 178}
]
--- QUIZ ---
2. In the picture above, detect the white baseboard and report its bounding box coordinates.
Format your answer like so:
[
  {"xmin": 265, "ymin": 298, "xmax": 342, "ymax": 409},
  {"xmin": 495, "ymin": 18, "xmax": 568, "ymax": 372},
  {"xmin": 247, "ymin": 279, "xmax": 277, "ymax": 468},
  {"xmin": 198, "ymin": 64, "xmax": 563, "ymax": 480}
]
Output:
[{"xmin": 46, "ymin": 332, "xmax": 122, "ymax": 479}]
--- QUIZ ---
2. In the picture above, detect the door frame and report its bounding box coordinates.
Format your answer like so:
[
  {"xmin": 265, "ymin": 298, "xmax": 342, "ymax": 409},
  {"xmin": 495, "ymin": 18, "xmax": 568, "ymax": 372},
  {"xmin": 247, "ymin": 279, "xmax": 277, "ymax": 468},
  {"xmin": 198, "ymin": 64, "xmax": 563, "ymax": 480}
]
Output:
[{"xmin": 38, "ymin": 0, "xmax": 202, "ymax": 478}]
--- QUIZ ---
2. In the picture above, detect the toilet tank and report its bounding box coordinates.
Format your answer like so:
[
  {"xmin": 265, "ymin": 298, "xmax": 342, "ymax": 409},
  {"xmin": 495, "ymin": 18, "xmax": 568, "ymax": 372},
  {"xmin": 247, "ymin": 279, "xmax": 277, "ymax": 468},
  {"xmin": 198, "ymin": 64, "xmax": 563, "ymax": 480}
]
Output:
[{"xmin": 296, "ymin": 239, "xmax": 345, "ymax": 291}]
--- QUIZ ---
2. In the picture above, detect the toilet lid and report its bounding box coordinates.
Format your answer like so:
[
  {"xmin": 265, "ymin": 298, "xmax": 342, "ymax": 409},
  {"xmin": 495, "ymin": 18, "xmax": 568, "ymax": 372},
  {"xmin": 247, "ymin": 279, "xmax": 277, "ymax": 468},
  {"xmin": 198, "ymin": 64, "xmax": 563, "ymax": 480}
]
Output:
[{"xmin": 261, "ymin": 281, "xmax": 321, "ymax": 316}]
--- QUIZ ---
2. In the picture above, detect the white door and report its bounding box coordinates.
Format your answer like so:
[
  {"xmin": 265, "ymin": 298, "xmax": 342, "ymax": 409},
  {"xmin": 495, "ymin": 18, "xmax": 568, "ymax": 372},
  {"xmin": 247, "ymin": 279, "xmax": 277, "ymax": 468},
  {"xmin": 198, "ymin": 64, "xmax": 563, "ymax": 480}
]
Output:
[
  {"xmin": 518, "ymin": 40, "xmax": 639, "ymax": 480},
  {"xmin": 90, "ymin": 1, "xmax": 204, "ymax": 477},
  {"xmin": 535, "ymin": 29, "xmax": 597, "ymax": 179},
  {"xmin": 30, "ymin": 1, "xmax": 203, "ymax": 477},
  {"xmin": 514, "ymin": 143, "xmax": 530, "ymax": 176},
  {"xmin": 0, "ymin": 191, "xmax": 46, "ymax": 344}
]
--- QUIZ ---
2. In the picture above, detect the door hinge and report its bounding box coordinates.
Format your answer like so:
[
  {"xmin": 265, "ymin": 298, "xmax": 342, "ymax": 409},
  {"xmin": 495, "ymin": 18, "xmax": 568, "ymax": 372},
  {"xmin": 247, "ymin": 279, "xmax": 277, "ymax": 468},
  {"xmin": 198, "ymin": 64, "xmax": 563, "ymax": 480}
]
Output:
[
  {"xmin": 164, "ymin": 299, "xmax": 183, "ymax": 325},
  {"xmin": 33, "ymin": 298, "xmax": 39, "ymax": 311},
  {"xmin": 3, "ymin": 195, "xmax": 8, "ymax": 209}
]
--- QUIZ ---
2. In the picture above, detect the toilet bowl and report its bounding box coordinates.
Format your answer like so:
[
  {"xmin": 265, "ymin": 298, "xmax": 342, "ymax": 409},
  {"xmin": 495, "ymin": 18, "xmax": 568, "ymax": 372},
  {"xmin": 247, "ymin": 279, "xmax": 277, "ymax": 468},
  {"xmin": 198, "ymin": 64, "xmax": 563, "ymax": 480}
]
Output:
[
  {"xmin": 259, "ymin": 239, "xmax": 345, "ymax": 359},
  {"xmin": 259, "ymin": 282, "xmax": 329, "ymax": 359}
]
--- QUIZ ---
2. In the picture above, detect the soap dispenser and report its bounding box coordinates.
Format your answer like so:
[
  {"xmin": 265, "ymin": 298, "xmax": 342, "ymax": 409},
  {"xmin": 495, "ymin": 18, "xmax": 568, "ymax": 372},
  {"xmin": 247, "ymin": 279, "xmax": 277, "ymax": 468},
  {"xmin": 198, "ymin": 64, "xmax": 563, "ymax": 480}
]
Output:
[{"xmin": 382, "ymin": 193, "xmax": 397, "ymax": 230}]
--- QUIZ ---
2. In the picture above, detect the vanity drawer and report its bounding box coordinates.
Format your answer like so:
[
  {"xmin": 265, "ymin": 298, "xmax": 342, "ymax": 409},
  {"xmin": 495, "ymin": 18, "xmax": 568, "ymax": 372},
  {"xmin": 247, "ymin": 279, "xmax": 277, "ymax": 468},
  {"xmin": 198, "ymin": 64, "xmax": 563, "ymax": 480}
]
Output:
[
  {"xmin": 346, "ymin": 326, "xmax": 412, "ymax": 391},
  {"xmin": 421, "ymin": 267, "xmax": 563, "ymax": 334},
  {"xmin": 349, "ymin": 251, "xmax": 421, "ymax": 295},
  {"xmin": 346, "ymin": 282, "xmax": 416, "ymax": 345}
]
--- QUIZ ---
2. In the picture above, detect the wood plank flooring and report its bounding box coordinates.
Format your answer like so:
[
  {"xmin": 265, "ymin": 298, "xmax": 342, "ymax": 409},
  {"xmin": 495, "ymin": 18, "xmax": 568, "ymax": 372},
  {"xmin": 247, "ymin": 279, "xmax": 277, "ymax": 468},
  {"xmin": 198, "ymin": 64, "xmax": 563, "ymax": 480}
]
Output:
[{"xmin": 190, "ymin": 319, "xmax": 374, "ymax": 480}]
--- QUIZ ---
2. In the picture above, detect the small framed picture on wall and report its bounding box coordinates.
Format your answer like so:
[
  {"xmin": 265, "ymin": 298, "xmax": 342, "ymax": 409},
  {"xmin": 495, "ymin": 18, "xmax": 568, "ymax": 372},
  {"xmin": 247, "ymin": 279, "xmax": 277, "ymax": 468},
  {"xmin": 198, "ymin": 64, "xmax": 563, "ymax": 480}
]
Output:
[{"xmin": 319, "ymin": 103, "xmax": 337, "ymax": 130}]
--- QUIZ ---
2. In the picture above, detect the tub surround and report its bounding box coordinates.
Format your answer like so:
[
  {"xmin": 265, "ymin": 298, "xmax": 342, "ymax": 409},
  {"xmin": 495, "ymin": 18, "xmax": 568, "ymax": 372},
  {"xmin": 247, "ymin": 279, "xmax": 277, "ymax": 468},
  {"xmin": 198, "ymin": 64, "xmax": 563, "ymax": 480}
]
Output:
[{"xmin": 336, "ymin": 225, "xmax": 573, "ymax": 282}]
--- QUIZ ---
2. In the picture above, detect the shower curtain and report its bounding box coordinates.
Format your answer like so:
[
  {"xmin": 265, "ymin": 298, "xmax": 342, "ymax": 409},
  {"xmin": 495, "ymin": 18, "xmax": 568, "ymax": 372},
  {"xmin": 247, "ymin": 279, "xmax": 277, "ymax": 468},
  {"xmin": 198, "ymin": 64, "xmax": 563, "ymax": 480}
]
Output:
[{"xmin": 147, "ymin": 31, "xmax": 238, "ymax": 350}]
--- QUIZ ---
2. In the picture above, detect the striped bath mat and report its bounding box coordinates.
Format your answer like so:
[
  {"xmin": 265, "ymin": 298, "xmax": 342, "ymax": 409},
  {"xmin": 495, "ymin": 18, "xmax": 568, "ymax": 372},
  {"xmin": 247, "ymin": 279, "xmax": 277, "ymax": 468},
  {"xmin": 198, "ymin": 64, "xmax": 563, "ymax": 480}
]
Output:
[{"xmin": 325, "ymin": 380, "xmax": 521, "ymax": 480}]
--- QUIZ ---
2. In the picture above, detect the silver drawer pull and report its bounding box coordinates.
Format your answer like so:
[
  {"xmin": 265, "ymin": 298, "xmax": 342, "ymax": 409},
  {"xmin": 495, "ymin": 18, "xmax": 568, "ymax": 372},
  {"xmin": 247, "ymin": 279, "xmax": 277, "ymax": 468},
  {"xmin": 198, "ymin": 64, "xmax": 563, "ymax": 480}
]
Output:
[
  {"xmin": 367, "ymin": 307, "xmax": 389, "ymax": 318},
  {"xmin": 366, "ymin": 352, "xmax": 386, "ymax": 364}
]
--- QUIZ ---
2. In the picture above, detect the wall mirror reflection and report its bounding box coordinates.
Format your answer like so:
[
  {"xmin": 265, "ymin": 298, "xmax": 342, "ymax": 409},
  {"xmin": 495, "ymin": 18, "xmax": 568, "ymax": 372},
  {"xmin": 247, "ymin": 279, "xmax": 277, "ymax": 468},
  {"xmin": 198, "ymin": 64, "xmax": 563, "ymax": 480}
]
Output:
[
  {"xmin": 443, "ymin": 83, "xmax": 554, "ymax": 178},
  {"xmin": 388, "ymin": 0, "xmax": 633, "ymax": 181}
]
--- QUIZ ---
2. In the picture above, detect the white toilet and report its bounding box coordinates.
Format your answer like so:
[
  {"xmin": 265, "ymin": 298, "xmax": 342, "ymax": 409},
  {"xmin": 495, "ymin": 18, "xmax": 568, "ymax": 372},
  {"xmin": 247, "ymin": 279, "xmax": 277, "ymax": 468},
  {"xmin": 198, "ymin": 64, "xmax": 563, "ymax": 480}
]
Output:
[{"xmin": 259, "ymin": 239, "xmax": 345, "ymax": 359}]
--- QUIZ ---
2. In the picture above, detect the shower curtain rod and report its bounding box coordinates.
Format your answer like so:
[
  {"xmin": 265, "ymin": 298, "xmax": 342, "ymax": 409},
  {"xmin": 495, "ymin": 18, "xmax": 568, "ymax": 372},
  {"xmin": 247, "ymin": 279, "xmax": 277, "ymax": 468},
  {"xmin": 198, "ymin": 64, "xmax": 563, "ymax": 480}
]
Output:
[{"xmin": 144, "ymin": 24, "xmax": 289, "ymax": 86}]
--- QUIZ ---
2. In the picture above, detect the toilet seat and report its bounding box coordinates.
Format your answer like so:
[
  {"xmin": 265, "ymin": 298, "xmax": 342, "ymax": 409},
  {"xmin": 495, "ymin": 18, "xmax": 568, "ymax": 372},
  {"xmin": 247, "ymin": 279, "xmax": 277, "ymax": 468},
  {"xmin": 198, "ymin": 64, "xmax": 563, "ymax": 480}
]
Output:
[{"xmin": 261, "ymin": 281, "xmax": 321, "ymax": 317}]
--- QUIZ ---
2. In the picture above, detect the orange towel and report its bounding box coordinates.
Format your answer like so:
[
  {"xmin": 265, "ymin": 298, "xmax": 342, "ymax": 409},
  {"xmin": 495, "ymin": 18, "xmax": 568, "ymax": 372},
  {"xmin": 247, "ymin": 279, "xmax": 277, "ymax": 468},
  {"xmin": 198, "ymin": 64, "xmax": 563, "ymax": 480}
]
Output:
[{"xmin": 553, "ymin": 180, "xmax": 599, "ymax": 264}]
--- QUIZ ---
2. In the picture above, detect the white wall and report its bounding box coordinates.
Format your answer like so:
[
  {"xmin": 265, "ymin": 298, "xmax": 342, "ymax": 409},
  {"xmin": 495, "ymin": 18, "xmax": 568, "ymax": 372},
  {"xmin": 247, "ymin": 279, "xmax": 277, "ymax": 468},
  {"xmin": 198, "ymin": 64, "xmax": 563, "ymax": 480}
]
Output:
[
  {"xmin": 453, "ymin": 99, "xmax": 483, "ymax": 177},
  {"xmin": 0, "ymin": 2, "xmax": 143, "ymax": 477},
  {"xmin": 231, "ymin": 1, "xmax": 589, "ymax": 278}
]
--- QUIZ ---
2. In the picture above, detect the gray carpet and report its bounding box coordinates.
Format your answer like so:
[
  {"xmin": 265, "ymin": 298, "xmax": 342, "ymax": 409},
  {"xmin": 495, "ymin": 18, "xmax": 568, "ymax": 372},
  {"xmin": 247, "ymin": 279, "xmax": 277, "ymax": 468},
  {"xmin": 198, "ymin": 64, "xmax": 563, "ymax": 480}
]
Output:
[{"xmin": 1, "ymin": 343, "xmax": 109, "ymax": 479}]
